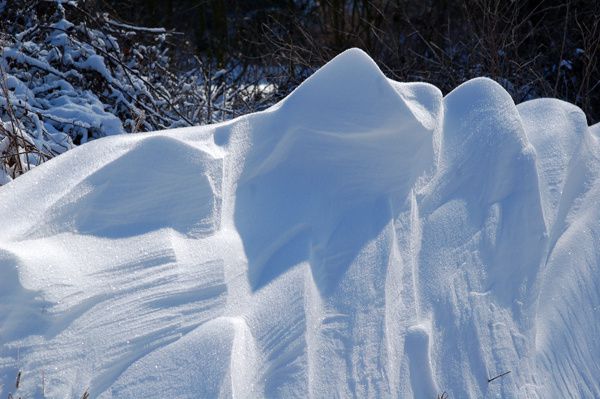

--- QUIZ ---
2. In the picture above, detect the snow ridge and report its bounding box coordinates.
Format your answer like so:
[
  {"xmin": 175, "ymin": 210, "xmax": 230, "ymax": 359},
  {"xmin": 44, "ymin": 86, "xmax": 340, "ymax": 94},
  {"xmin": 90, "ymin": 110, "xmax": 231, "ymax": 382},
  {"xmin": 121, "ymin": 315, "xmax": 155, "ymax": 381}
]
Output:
[{"xmin": 1, "ymin": 48, "xmax": 599, "ymax": 398}]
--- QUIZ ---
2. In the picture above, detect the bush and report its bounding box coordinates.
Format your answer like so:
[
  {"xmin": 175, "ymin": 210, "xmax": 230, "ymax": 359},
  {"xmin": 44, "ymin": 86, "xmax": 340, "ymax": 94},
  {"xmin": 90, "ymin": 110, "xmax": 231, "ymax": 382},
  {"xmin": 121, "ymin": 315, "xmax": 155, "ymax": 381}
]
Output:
[{"xmin": 0, "ymin": 0, "xmax": 279, "ymax": 183}]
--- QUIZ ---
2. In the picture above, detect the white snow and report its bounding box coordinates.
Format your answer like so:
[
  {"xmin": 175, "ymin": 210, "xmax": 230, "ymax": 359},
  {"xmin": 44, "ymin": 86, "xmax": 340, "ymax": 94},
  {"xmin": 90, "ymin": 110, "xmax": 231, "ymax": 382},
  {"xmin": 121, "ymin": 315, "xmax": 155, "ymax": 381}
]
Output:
[{"xmin": 1, "ymin": 48, "xmax": 599, "ymax": 398}]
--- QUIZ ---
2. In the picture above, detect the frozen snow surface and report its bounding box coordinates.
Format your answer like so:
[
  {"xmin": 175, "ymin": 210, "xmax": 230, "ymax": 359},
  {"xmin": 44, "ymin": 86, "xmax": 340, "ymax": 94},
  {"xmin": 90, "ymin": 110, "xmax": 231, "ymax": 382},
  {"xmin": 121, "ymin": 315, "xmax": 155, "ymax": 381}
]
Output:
[{"xmin": 1, "ymin": 48, "xmax": 600, "ymax": 398}]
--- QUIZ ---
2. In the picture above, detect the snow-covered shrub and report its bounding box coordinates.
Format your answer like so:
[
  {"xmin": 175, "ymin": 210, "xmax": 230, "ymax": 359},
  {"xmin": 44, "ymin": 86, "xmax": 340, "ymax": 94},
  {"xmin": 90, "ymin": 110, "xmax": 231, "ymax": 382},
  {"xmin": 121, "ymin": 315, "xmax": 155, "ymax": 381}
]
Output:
[{"xmin": 0, "ymin": 0, "xmax": 279, "ymax": 183}]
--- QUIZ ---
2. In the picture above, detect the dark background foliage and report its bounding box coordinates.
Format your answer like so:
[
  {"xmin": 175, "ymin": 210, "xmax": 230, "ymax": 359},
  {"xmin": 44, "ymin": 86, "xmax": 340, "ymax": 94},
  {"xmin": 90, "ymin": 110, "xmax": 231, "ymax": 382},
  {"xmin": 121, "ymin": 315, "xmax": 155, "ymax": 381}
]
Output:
[{"xmin": 101, "ymin": 0, "xmax": 600, "ymax": 123}]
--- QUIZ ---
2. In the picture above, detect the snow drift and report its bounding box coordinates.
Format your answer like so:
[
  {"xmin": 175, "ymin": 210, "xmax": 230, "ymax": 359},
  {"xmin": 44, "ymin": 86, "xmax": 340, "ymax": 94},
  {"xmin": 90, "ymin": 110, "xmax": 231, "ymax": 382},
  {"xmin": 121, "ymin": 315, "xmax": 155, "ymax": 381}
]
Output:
[{"xmin": 1, "ymin": 48, "xmax": 600, "ymax": 398}]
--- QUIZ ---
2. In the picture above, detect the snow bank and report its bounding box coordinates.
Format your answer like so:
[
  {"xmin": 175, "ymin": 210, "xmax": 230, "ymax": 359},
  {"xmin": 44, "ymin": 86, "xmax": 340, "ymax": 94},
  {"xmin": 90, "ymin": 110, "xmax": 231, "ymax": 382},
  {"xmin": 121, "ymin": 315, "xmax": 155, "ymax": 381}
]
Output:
[{"xmin": 1, "ymin": 48, "xmax": 599, "ymax": 398}]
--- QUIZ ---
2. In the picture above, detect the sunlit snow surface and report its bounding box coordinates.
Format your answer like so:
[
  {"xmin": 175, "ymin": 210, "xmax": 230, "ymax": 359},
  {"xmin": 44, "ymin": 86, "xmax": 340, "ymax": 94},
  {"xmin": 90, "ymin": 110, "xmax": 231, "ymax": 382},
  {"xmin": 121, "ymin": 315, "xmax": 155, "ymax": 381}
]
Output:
[{"xmin": 2, "ymin": 49, "xmax": 600, "ymax": 398}]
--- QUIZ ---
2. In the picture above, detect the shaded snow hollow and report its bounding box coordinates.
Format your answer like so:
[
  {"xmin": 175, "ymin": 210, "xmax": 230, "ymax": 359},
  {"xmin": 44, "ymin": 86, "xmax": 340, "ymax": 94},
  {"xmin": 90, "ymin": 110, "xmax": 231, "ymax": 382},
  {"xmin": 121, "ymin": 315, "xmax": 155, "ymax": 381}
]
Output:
[{"xmin": 2, "ymin": 48, "xmax": 600, "ymax": 398}]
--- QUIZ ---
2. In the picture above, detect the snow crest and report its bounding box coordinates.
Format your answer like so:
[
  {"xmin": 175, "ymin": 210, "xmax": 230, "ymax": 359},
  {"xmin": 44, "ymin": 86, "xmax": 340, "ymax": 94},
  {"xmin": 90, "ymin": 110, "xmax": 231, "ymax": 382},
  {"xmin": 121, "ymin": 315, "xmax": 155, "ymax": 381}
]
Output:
[{"xmin": 1, "ymin": 48, "xmax": 599, "ymax": 398}]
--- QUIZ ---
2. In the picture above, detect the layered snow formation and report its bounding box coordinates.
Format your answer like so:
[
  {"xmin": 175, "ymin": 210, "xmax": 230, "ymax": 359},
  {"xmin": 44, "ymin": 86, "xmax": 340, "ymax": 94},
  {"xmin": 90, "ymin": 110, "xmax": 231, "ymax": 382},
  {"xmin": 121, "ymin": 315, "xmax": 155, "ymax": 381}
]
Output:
[{"xmin": 1, "ymin": 48, "xmax": 600, "ymax": 398}]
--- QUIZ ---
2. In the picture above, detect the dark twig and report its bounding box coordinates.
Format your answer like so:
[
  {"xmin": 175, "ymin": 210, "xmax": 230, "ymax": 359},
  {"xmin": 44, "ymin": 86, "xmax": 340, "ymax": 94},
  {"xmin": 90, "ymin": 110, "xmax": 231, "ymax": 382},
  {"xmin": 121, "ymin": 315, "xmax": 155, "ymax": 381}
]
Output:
[{"xmin": 488, "ymin": 370, "xmax": 511, "ymax": 383}]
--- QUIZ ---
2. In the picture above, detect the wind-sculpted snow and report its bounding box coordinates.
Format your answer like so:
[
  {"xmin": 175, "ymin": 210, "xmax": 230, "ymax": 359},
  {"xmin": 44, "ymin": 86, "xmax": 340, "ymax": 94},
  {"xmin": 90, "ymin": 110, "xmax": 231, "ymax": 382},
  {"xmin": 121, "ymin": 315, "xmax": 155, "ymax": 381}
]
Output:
[{"xmin": 0, "ymin": 48, "xmax": 599, "ymax": 398}]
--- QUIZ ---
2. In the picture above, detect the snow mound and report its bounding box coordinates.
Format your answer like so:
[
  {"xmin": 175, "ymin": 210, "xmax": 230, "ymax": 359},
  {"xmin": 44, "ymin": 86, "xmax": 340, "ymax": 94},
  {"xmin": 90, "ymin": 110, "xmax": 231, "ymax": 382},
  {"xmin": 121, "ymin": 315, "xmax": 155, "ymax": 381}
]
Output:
[
  {"xmin": 34, "ymin": 136, "xmax": 220, "ymax": 239},
  {"xmin": 1, "ymin": 48, "xmax": 599, "ymax": 398}
]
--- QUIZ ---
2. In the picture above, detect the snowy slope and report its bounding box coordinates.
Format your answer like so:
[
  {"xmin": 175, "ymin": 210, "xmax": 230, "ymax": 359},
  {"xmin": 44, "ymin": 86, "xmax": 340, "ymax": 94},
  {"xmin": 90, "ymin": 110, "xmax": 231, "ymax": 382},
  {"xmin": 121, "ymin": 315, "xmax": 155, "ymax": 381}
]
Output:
[{"xmin": 1, "ymin": 48, "xmax": 600, "ymax": 398}]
